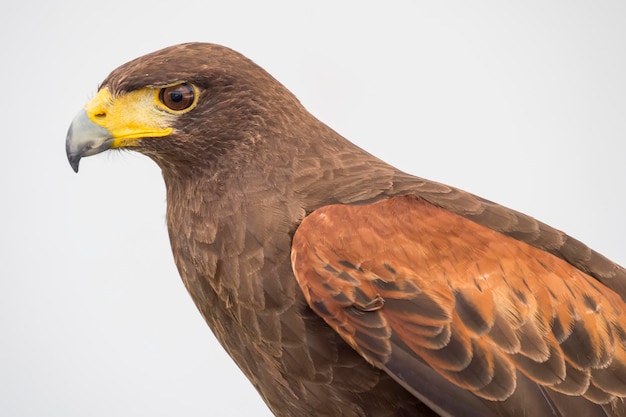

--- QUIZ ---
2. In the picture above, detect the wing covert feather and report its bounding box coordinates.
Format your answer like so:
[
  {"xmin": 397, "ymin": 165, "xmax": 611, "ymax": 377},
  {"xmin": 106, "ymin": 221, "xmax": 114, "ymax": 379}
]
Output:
[{"xmin": 291, "ymin": 195, "xmax": 626, "ymax": 414}]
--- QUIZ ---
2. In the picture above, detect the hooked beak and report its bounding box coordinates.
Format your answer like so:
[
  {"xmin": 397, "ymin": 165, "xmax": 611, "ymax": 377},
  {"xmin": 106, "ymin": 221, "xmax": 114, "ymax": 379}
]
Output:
[
  {"xmin": 65, "ymin": 109, "xmax": 114, "ymax": 173},
  {"xmin": 65, "ymin": 87, "xmax": 175, "ymax": 172}
]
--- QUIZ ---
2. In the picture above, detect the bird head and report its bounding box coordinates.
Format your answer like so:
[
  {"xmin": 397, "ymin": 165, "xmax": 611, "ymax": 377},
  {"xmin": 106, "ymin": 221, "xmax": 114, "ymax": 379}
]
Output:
[{"xmin": 66, "ymin": 43, "xmax": 305, "ymax": 173}]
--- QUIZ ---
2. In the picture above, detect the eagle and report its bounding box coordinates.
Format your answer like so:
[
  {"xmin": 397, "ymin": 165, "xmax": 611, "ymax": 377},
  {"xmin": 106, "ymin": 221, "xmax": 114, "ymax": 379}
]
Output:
[{"xmin": 66, "ymin": 43, "xmax": 626, "ymax": 417}]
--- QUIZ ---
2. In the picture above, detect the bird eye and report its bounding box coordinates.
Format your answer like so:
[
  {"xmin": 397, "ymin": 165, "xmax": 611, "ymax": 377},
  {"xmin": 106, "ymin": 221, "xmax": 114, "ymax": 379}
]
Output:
[{"xmin": 159, "ymin": 84, "xmax": 195, "ymax": 111}]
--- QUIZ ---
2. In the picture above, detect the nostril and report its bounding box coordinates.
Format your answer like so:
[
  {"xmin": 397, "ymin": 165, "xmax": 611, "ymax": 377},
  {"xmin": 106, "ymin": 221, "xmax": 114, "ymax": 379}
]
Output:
[{"xmin": 94, "ymin": 112, "xmax": 106, "ymax": 119}]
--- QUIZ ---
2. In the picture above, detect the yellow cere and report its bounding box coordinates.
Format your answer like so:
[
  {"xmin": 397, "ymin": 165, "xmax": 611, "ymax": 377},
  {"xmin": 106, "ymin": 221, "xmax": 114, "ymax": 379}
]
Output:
[{"xmin": 84, "ymin": 88, "xmax": 175, "ymax": 148}]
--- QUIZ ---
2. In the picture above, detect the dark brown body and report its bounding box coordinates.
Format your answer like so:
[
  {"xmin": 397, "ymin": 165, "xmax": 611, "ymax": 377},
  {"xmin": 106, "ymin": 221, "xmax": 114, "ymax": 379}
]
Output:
[
  {"xmin": 161, "ymin": 114, "xmax": 431, "ymax": 415},
  {"xmin": 160, "ymin": 119, "xmax": 625, "ymax": 416}
]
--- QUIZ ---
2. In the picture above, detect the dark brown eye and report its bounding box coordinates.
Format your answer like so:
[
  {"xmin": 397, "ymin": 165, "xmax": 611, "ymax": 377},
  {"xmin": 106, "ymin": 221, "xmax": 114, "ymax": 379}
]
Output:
[{"xmin": 159, "ymin": 84, "xmax": 195, "ymax": 111}]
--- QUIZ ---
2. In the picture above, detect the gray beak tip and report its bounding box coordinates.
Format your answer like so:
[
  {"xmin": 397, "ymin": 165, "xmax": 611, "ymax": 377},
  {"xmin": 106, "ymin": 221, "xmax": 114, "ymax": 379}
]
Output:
[
  {"xmin": 65, "ymin": 109, "xmax": 112, "ymax": 173},
  {"xmin": 66, "ymin": 124, "xmax": 80, "ymax": 173}
]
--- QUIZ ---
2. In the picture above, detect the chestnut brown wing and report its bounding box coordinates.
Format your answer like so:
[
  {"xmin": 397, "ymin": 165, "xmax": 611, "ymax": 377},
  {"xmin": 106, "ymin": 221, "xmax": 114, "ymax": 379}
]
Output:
[{"xmin": 291, "ymin": 195, "xmax": 626, "ymax": 416}]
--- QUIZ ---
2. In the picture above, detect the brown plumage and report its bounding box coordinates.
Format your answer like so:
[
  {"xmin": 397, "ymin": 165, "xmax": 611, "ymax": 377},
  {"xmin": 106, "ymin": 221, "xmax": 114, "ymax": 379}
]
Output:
[{"xmin": 66, "ymin": 42, "xmax": 626, "ymax": 416}]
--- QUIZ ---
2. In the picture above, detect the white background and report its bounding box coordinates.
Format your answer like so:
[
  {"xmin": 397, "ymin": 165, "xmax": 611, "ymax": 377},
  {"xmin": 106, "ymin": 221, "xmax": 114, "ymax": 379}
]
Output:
[{"xmin": 2, "ymin": 1, "xmax": 625, "ymax": 416}]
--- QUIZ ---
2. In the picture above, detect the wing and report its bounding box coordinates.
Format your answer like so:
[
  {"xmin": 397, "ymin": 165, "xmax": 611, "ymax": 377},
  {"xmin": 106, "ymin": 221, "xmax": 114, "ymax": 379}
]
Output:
[{"xmin": 291, "ymin": 195, "xmax": 626, "ymax": 417}]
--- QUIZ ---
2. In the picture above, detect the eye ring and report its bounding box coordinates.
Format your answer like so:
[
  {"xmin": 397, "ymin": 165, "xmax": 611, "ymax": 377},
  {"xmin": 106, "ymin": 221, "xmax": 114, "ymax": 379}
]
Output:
[{"xmin": 159, "ymin": 83, "xmax": 196, "ymax": 112}]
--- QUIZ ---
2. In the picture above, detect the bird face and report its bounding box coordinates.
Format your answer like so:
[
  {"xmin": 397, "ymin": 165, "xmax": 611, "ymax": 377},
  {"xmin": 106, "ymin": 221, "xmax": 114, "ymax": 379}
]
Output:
[
  {"xmin": 66, "ymin": 82, "xmax": 199, "ymax": 172},
  {"xmin": 65, "ymin": 43, "xmax": 305, "ymax": 175}
]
